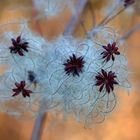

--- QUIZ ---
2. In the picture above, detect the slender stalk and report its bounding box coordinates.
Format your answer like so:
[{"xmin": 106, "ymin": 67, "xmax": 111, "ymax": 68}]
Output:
[
  {"xmin": 98, "ymin": 3, "xmax": 120, "ymax": 27},
  {"xmin": 31, "ymin": 99, "xmax": 47, "ymax": 140},
  {"xmin": 120, "ymin": 24, "xmax": 140, "ymax": 41},
  {"xmin": 88, "ymin": 7, "xmax": 125, "ymax": 38},
  {"xmin": 97, "ymin": 1, "xmax": 135, "ymax": 27},
  {"xmin": 101, "ymin": 8, "xmax": 125, "ymax": 26}
]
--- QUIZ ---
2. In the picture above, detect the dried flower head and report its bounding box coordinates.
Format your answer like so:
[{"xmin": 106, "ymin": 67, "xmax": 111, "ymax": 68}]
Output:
[
  {"xmin": 9, "ymin": 35, "xmax": 29, "ymax": 56},
  {"xmin": 95, "ymin": 69, "xmax": 118, "ymax": 93},
  {"xmin": 124, "ymin": 0, "xmax": 135, "ymax": 7},
  {"xmin": 12, "ymin": 81, "xmax": 32, "ymax": 98},
  {"xmin": 0, "ymin": 23, "xmax": 46, "ymax": 68},
  {"xmin": 101, "ymin": 42, "xmax": 120, "ymax": 62},
  {"xmin": 27, "ymin": 70, "xmax": 38, "ymax": 86},
  {"xmin": 63, "ymin": 54, "xmax": 85, "ymax": 77}
]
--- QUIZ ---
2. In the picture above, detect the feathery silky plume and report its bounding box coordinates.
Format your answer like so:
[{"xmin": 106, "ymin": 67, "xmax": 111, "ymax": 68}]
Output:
[{"xmin": 0, "ymin": 0, "xmax": 134, "ymax": 126}]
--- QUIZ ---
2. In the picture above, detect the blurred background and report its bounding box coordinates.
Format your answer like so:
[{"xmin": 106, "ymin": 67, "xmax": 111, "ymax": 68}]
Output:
[{"xmin": 0, "ymin": 0, "xmax": 140, "ymax": 140}]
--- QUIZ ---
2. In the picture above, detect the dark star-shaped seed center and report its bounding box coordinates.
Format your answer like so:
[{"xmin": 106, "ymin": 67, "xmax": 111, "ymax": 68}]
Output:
[
  {"xmin": 12, "ymin": 81, "xmax": 32, "ymax": 98},
  {"xmin": 63, "ymin": 54, "xmax": 85, "ymax": 77},
  {"xmin": 95, "ymin": 69, "xmax": 118, "ymax": 93},
  {"xmin": 101, "ymin": 42, "xmax": 120, "ymax": 62},
  {"xmin": 9, "ymin": 35, "xmax": 29, "ymax": 56}
]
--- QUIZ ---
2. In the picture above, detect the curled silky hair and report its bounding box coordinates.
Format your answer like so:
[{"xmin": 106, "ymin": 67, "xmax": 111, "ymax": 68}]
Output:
[{"xmin": 0, "ymin": 22, "xmax": 46, "ymax": 69}]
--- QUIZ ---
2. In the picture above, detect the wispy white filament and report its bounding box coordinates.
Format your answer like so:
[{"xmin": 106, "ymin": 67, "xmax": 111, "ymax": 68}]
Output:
[{"xmin": 0, "ymin": 0, "xmax": 134, "ymax": 126}]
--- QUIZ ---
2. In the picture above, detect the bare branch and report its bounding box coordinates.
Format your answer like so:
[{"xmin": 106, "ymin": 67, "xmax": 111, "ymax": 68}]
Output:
[{"xmin": 63, "ymin": 0, "xmax": 88, "ymax": 35}]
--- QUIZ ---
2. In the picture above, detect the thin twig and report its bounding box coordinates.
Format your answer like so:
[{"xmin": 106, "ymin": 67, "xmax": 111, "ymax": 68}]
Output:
[
  {"xmin": 31, "ymin": 99, "xmax": 47, "ymax": 140},
  {"xmin": 120, "ymin": 23, "xmax": 140, "ymax": 42},
  {"xmin": 63, "ymin": 0, "xmax": 88, "ymax": 35}
]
